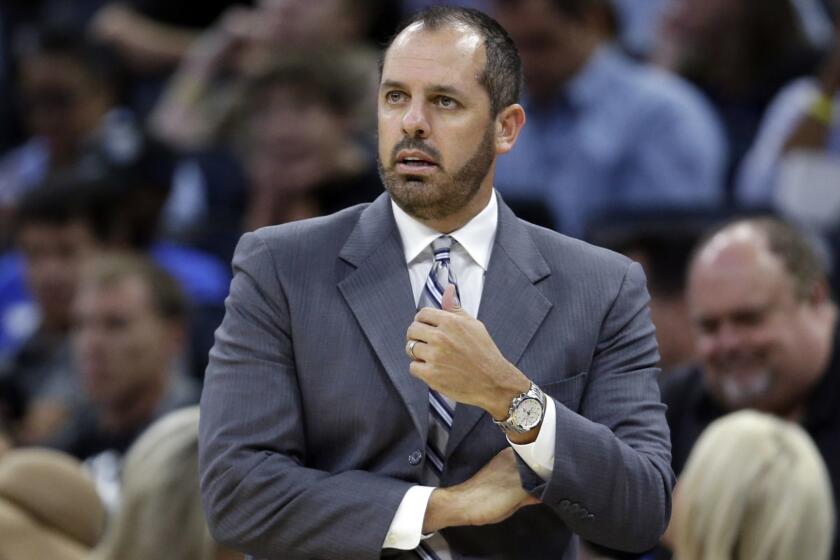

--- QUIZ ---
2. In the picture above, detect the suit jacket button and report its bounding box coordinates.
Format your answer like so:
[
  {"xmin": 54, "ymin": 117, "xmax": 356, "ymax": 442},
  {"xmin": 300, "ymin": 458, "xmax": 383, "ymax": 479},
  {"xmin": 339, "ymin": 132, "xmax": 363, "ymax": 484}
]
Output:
[
  {"xmin": 408, "ymin": 450, "xmax": 423, "ymax": 465},
  {"xmin": 559, "ymin": 500, "xmax": 571, "ymax": 508}
]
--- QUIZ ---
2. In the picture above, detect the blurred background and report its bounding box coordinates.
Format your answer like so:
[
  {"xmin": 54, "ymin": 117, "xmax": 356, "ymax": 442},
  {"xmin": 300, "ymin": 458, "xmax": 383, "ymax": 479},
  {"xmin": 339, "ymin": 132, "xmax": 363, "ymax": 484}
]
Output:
[{"xmin": 1, "ymin": 0, "xmax": 840, "ymax": 558}]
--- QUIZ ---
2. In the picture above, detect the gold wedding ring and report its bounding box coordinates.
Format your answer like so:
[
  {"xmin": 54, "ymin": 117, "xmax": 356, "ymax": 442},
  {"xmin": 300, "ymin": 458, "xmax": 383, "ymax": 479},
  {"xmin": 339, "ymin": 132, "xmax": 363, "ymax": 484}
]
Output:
[{"xmin": 406, "ymin": 339, "xmax": 419, "ymax": 361}]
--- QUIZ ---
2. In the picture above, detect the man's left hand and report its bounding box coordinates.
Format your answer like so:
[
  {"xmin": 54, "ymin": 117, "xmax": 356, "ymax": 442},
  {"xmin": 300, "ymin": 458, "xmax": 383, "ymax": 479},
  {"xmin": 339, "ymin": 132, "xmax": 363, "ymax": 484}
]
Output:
[{"xmin": 406, "ymin": 285, "xmax": 530, "ymax": 419}]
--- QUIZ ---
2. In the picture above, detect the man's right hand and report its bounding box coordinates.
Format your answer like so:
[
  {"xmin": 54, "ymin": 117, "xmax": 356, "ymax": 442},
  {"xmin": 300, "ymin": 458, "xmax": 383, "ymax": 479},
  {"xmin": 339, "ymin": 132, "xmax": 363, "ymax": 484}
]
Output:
[{"xmin": 422, "ymin": 448, "xmax": 540, "ymax": 534}]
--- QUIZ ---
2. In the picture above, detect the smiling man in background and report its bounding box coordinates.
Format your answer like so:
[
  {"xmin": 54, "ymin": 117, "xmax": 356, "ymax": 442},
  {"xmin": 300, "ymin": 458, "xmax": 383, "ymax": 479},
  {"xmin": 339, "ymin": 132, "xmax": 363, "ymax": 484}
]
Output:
[{"xmin": 663, "ymin": 217, "xmax": 840, "ymax": 557}]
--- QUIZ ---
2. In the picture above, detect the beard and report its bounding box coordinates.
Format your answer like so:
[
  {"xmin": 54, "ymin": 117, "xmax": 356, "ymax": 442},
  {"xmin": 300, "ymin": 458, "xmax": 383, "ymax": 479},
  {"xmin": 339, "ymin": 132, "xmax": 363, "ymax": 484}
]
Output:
[
  {"xmin": 378, "ymin": 124, "xmax": 495, "ymax": 221},
  {"xmin": 717, "ymin": 370, "xmax": 773, "ymax": 408},
  {"xmin": 706, "ymin": 356, "xmax": 775, "ymax": 410}
]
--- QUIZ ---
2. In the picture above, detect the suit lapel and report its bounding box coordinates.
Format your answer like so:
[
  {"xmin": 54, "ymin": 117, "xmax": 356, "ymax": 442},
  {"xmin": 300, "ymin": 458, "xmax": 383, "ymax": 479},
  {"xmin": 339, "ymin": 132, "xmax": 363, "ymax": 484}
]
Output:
[
  {"xmin": 446, "ymin": 198, "xmax": 553, "ymax": 457},
  {"xmin": 338, "ymin": 194, "xmax": 429, "ymax": 441}
]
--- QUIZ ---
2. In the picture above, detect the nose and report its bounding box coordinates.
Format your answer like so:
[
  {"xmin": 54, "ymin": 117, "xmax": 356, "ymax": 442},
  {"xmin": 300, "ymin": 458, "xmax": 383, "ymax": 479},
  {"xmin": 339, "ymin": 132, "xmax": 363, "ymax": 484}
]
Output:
[
  {"xmin": 701, "ymin": 321, "xmax": 742, "ymax": 359},
  {"xmin": 401, "ymin": 100, "xmax": 430, "ymax": 139},
  {"xmin": 75, "ymin": 321, "xmax": 104, "ymax": 355}
]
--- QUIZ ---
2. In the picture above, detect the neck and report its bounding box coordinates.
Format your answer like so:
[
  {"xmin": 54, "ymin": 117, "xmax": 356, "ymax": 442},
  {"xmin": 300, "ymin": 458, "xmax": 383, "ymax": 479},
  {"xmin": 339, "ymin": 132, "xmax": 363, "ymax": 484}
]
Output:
[{"xmin": 100, "ymin": 373, "xmax": 169, "ymax": 433}]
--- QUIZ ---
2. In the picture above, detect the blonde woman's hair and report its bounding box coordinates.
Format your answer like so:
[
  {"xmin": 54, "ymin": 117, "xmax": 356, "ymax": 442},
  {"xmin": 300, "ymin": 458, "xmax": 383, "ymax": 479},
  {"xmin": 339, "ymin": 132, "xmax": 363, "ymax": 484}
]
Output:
[
  {"xmin": 90, "ymin": 406, "xmax": 217, "ymax": 560},
  {"xmin": 673, "ymin": 410, "xmax": 835, "ymax": 560}
]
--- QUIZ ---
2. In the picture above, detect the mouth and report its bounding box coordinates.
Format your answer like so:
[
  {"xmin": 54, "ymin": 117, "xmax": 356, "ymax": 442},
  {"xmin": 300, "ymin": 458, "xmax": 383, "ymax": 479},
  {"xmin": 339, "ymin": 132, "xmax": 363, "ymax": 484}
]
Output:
[
  {"xmin": 711, "ymin": 351, "xmax": 765, "ymax": 372},
  {"xmin": 394, "ymin": 151, "xmax": 439, "ymax": 175}
]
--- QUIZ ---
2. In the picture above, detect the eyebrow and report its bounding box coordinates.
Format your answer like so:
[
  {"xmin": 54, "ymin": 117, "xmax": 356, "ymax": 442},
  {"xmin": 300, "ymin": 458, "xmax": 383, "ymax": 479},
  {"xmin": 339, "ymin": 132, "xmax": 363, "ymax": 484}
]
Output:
[{"xmin": 380, "ymin": 80, "xmax": 467, "ymax": 98}]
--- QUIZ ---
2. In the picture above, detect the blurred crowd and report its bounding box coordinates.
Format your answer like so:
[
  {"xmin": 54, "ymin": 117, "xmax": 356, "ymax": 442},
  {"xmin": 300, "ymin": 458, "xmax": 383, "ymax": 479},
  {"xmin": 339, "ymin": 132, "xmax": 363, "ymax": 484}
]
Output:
[{"xmin": 1, "ymin": 0, "xmax": 840, "ymax": 558}]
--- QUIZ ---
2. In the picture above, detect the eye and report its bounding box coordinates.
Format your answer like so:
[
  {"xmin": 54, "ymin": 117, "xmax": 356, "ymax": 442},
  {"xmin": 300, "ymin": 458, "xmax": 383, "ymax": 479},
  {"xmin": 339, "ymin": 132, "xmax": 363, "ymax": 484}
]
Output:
[
  {"xmin": 696, "ymin": 318, "xmax": 718, "ymax": 335},
  {"xmin": 385, "ymin": 91, "xmax": 406, "ymax": 104},
  {"xmin": 733, "ymin": 309, "xmax": 765, "ymax": 327},
  {"xmin": 436, "ymin": 95, "xmax": 457, "ymax": 108}
]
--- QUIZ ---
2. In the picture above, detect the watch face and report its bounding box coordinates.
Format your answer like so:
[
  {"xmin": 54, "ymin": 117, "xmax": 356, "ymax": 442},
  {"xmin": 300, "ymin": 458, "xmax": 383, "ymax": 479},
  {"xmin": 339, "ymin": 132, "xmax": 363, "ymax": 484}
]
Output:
[{"xmin": 513, "ymin": 398, "xmax": 543, "ymax": 429}]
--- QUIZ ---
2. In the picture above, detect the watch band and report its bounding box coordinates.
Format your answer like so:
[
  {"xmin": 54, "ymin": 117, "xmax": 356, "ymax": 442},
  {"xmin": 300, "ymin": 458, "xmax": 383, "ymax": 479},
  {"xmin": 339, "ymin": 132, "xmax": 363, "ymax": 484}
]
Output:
[{"xmin": 493, "ymin": 382, "xmax": 546, "ymax": 433}]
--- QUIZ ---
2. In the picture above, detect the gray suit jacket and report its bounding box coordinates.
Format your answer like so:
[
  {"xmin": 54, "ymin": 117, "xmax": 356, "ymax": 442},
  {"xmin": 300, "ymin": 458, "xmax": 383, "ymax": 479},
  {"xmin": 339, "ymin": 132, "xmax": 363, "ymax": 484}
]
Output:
[{"xmin": 199, "ymin": 193, "xmax": 673, "ymax": 560}]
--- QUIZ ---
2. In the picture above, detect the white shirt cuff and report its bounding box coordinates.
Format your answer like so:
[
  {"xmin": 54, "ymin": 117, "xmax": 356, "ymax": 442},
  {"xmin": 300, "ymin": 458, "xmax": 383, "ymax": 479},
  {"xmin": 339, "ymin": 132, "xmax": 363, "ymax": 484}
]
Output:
[
  {"xmin": 508, "ymin": 397, "xmax": 556, "ymax": 481},
  {"xmin": 382, "ymin": 485, "xmax": 436, "ymax": 549}
]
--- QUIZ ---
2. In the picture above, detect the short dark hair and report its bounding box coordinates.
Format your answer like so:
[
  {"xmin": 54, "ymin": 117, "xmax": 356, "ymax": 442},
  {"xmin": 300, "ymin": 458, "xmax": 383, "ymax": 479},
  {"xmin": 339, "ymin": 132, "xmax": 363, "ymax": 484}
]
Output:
[
  {"xmin": 695, "ymin": 217, "xmax": 827, "ymax": 301},
  {"xmin": 17, "ymin": 26, "xmax": 123, "ymax": 97},
  {"xmin": 383, "ymin": 7, "xmax": 523, "ymax": 116},
  {"xmin": 84, "ymin": 252, "xmax": 187, "ymax": 323},
  {"xmin": 15, "ymin": 178, "xmax": 118, "ymax": 243}
]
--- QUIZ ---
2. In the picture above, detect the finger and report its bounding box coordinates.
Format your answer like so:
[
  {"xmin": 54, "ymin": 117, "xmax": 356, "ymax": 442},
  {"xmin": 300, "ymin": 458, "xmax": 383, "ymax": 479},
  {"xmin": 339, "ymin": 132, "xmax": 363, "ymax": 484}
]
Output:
[
  {"xmin": 407, "ymin": 339, "xmax": 429, "ymax": 362},
  {"xmin": 415, "ymin": 306, "xmax": 449, "ymax": 326},
  {"xmin": 406, "ymin": 321, "xmax": 438, "ymax": 343},
  {"xmin": 442, "ymin": 284, "xmax": 463, "ymax": 313},
  {"xmin": 409, "ymin": 359, "xmax": 432, "ymax": 379}
]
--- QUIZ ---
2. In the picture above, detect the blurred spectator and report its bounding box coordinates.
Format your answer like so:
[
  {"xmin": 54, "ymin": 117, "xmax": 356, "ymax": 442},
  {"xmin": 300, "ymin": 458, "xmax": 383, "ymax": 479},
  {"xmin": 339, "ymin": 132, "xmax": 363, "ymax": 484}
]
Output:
[
  {"xmin": 737, "ymin": 0, "xmax": 840, "ymax": 232},
  {"xmin": 147, "ymin": 1, "xmax": 388, "ymax": 258},
  {"xmin": 0, "ymin": 0, "xmax": 111, "ymax": 154},
  {"xmin": 0, "ymin": 183, "xmax": 103, "ymax": 445},
  {"xmin": 236, "ymin": 55, "xmax": 382, "ymax": 231},
  {"xmin": 492, "ymin": 0, "xmax": 725, "ymax": 238},
  {"xmin": 654, "ymin": 0, "xmax": 825, "ymax": 185},
  {"xmin": 149, "ymin": 0, "xmax": 384, "ymax": 151},
  {"xmin": 0, "ymin": 448, "xmax": 105, "ymax": 559},
  {"xmin": 90, "ymin": 407, "xmax": 241, "ymax": 560},
  {"xmin": 152, "ymin": 51, "xmax": 383, "ymax": 255},
  {"xmin": 0, "ymin": 28, "xmax": 125, "ymax": 229},
  {"xmin": 0, "ymin": 172, "xmax": 230, "ymax": 379},
  {"xmin": 0, "ymin": 24, "xmax": 188, "ymax": 251},
  {"xmin": 90, "ymin": 1, "xmax": 251, "ymax": 73},
  {"xmin": 91, "ymin": 163, "xmax": 231, "ymax": 379},
  {"xmin": 663, "ymin": 217, "xmax": 840, "ymax": 556},
  {"xmin": 48, "ymin": 253, "xmax": 199, "ymax": 506},
  {"xmin": 670, "ymin": 410, "xmax": 835, "ymax": 560},
  {"xmin": 88, "ymin": 0, "xmax": 253, "ymax": 117}
]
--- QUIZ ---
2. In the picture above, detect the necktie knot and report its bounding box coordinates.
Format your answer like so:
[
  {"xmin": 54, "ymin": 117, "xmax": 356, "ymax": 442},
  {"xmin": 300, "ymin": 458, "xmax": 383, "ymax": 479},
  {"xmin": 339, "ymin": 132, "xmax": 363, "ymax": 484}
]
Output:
[{"xmin": 432, "ymin": 235, "xmax": 452, "ymax": 263}]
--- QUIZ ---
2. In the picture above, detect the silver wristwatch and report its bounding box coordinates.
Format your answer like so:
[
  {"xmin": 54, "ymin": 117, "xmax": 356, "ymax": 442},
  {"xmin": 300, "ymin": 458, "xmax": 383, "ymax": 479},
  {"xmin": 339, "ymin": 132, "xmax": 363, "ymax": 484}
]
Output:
[{"xmin": 493, "ymin": 382, "xmax": 546, "ymax": 434}]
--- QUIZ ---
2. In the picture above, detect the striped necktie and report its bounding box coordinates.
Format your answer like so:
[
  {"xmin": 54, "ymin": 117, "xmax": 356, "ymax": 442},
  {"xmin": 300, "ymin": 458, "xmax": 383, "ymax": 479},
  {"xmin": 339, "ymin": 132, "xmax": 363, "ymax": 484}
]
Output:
[{"xmin": 415, "ymin": 235, "xmax": 458, "ymax": 560}]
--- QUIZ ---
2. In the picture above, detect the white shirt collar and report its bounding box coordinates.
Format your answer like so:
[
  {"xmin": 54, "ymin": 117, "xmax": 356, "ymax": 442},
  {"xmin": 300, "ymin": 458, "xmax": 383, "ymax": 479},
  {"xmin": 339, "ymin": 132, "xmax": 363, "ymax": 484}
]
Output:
[{"xmin": 391, "ymin": 190, "xmax": 498, "ymax": 271}]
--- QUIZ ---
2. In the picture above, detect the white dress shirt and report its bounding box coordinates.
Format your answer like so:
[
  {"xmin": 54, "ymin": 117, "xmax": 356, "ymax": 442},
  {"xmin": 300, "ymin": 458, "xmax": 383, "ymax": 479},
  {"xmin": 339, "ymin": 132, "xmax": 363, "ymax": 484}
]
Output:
[{"xmin": 382, "ymin": 191, "xmax": 558, "ymax": 550}]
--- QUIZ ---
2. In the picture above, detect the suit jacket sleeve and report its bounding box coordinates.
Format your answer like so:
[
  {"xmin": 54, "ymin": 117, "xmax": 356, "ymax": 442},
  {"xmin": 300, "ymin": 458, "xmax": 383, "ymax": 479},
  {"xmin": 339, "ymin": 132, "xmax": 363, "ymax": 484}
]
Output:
[
  {"xmin": 198, "ymin": 231, "xmax": 414, "ymax": 560},
  {"xmin": 517, "ymin": 261, "xmax": 674, "ymax": 553}
]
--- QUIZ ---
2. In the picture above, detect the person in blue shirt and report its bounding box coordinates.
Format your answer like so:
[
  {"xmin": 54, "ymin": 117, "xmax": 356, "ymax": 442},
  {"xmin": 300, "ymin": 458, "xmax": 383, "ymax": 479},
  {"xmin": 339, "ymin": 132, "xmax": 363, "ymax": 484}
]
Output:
[
  {"xmin": 0, "ymin": 174, "xmax": 230, "ymax": 383},
  {"xmin": 492, "ymin": 0, "xmax": 726, "ymax": 239}
]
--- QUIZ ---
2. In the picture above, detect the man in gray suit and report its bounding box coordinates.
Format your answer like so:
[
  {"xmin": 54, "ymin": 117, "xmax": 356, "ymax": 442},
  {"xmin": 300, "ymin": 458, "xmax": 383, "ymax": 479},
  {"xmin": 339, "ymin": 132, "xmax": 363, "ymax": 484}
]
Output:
[{"xmin": 199, "ymin": 7, "xmax": 673, "ymax": 560}]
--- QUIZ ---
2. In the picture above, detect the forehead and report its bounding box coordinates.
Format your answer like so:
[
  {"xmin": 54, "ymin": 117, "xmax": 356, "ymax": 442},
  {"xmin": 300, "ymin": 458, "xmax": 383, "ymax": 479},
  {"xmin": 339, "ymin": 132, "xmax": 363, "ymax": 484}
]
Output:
[
  {"xmin": 381, "ymin": 23, "xmax": 486, "ymax": 90},
  {"xmin": 77, "ymin": 276, "xmax": 152, "ymax": 313},
  {"xmin": 19, "ymin": 221, "xmax": 94, "ymax": 246},
  {"xmin": 688, "ymin": 234, "xmax": 794, "ymax": 313}
]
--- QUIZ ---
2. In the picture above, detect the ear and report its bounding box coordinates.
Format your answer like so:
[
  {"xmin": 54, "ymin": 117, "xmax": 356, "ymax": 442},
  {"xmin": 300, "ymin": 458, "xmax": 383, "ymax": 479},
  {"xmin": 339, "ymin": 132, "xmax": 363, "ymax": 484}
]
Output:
[
  {"xmin": 808, "ymin": 278, "xmax": 831, "ymax": 307},
  {"xmin": 164, "ymin": 320, "xmax": 187, "ymax": 357},
  {"xmin": 494, "ymin": 103, "xmax": 526, "ymax": 155}
]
